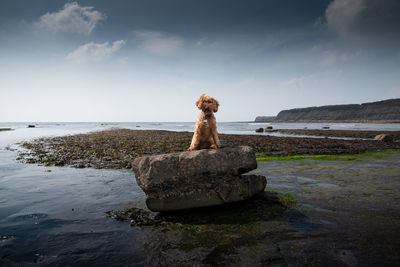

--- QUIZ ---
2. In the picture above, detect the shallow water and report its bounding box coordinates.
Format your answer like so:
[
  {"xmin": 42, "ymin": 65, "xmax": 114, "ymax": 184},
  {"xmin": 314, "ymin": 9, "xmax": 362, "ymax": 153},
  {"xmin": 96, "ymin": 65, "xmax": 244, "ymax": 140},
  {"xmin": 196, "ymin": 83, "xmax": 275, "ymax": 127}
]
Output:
[
  {"xmin": 1, "ymin": 121, "xmax": 400, "ymax": 143},
  {"xmin": 1, "ymin": 124, "xmax": 400, "ymax": 265},
  {"xmin": 0, "ymin": 148, "xmax": 148, "ymax": 265}
]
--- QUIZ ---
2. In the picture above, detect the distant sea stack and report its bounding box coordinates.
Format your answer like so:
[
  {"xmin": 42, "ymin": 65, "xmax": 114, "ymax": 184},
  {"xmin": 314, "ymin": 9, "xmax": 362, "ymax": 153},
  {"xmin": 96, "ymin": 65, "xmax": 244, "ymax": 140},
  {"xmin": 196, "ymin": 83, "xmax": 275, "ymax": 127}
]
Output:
[
  {"xmin": 254, "ymin": 116, "xmax": 276, "ymax": 122},
  {"xmin": 274, "ymin": 98, "xmax": 400, "ymax": 122}
]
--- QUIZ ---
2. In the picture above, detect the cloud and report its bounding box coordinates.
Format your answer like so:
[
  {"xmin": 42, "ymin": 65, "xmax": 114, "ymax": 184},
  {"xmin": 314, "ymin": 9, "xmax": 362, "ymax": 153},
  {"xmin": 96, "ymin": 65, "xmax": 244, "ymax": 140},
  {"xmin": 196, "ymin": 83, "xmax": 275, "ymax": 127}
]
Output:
[
  {"xmin": 66, "ymin": 40, "xmax": 126, "ymax": 63},
  {"xmin": 36, "ymin": 2, "xmax": 106, "ymax": 35},
  {"xmin": 196, "ymin": 38, "xmax": 207, "ymax": 46},
  {"xmin": 323, "ymin": 0, "xmax": 400, "ymax": 41},
  {"xmin": 280, "ymin": 75, "xmax": 313, "ymax": 88},
  {"xmin": 132, "ymin": 30, "xmax": 184, "ymax": 55},
  {"xmin": 319, "ymin": 49, "xmax": 360, "ymax": 66}
]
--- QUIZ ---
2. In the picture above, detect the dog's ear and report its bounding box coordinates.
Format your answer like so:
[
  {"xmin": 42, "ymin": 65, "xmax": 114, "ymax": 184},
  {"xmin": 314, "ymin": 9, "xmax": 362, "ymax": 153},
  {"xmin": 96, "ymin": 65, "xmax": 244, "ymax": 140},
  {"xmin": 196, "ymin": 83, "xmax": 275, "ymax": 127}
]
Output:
[
  {"xmin": 196, "ymin": 94, "xmax": 205, "ymax": 110},
  {"xmin": 213, "ymin": 98, "xmax": 219, "ymax": 112}
]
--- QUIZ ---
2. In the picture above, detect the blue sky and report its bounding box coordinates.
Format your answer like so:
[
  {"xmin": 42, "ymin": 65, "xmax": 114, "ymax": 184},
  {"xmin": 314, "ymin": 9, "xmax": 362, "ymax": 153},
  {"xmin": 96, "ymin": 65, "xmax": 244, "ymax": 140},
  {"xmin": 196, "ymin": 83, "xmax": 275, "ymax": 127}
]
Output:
[{"xmin": 1, "ymin": 0, "xmax": 399, "ymax": 122}]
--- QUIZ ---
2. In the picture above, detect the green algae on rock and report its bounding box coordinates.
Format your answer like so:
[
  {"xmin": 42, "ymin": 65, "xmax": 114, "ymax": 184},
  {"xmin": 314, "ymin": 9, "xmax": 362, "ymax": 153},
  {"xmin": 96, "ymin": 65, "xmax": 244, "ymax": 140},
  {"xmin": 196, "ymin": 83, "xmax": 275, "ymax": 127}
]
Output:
[{"xmin": 256, "ymin": 149, "xmax": 400, "ymax": 161}]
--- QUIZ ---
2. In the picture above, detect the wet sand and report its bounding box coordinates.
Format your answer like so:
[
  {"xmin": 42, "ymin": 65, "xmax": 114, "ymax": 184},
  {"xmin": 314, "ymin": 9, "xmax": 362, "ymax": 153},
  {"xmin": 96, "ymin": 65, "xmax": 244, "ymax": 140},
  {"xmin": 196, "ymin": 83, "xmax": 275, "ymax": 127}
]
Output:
[{"xmin": 17, "ymin": 129, "xmax": 400, "ymax": 169}]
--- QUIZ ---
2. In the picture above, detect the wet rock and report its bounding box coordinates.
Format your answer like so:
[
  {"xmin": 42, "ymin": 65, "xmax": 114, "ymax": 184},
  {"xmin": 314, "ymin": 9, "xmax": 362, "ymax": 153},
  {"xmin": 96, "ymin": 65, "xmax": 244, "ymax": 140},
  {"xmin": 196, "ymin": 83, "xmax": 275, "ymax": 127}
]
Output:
[
  {"xmin": 106, "ymin": 207, "xmax": 156, "ymax": 226},
  {"xmin": 0, "ymin": 128, "xmax": 12, "ymax": 132},
  {"xmin": 17, "ymin": 129, "xmax": 400, "ymax": 169},
  {"xmin": 132, "ymin": 146, "xmax": 266, "ymax": 211},
  {"xmin": 374, "ymin": 134, "xmax": 393, "ymax": 142},
  {"xmin": 265, "ymin": 126, "xmax": 277, "ymax": 132},
  {"xmin": 255, "ymin": 128, "xmax": 264, "ymax": 133}
]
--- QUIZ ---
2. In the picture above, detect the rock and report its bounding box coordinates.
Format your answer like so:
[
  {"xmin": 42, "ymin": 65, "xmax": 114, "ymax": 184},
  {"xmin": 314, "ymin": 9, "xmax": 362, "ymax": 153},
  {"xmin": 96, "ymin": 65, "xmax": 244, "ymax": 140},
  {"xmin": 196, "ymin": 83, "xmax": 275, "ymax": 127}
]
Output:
[
  {"xmin": 265, "ymin": 126, "xmax": 277, "ymax": 132},
  {"xmin": 322, "ymin": 126, "xmax": 330, "ymax": 129},
  {"xmin": 255, "ymin": 128, "xmax": 264, "ymax": 133},
  {"xmin": 132, "ymin": 146, "xmax": 266, "ymax": 211},
  {"xmin": 28, "ymin": 125, "xmax": 35, "ymax": 128},
  {"xmin": 106, "ymin": 207, "xmax": 156, "ymax": 226},
  {"xmin": 374, "ymin": 134, "xmax": 393, "ymax": 142},
  {"xmin": 0, "ymin": 128, "xmax": 12, "ymax": 131}
]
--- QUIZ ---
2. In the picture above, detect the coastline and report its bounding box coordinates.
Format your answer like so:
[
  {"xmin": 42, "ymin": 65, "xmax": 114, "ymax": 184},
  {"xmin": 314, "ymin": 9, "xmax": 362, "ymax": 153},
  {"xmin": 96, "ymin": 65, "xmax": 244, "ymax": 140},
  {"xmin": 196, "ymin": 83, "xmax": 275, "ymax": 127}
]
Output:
[
  {"xmin": 272, "ymin": 119, "xmax": 400, "ymax": 123},
  {"xmin": 16, "ymin": 128, "xmax": 400, "ymax": 169}
]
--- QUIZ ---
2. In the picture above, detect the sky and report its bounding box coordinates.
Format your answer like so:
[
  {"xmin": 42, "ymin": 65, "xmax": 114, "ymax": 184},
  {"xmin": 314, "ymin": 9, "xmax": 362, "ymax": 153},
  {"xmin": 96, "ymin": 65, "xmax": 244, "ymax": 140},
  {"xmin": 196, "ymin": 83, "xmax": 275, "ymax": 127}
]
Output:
[{"xmin": 0, "ymin": 0, "xmax": 399, "ymax": 122}]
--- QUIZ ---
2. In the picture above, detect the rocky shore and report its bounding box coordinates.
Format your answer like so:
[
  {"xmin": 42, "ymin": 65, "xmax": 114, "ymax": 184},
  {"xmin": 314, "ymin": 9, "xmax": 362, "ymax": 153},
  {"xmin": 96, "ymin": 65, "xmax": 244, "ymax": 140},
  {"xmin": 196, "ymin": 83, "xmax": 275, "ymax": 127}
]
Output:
[
  {"xmin": 10, "ymin": 128, "xmax": 400, "ymax": 265},
  {"xmin": 17, "ymin": 128, "xmax": 400, "ymax": 169},
  {"xmin": 277, "ymin": 129, "xmax": 400, "ymax": 140},
  {"xmin": 106, "ymin": 150, "xmax": 400, "ymax": 266}
]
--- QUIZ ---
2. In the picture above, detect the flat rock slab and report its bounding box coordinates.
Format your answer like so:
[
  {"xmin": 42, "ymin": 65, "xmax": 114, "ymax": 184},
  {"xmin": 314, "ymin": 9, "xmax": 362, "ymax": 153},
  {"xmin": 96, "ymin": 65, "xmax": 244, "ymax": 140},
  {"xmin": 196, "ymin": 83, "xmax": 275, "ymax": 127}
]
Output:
[{"xmin": 132, "ymin": 146, "xmax": 266, "ymax": 211}]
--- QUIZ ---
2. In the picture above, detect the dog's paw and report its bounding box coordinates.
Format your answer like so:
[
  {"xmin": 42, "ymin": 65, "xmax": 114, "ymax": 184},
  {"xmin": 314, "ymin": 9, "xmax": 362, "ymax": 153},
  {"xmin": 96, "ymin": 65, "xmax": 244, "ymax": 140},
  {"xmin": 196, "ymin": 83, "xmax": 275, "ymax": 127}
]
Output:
[{"xmin": 210, "ymin": 144, "xmax": 217, "ymax": 149}]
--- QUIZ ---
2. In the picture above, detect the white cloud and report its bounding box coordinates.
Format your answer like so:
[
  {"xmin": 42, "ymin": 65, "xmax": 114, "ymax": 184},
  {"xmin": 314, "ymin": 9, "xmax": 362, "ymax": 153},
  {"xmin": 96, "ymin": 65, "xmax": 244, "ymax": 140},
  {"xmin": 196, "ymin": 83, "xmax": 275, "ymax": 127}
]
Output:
[
  {"xmin": 67, "ymin": 40, "xmax": 126, "ymax": 63},
  {"xmin": 132, "ymin": 30, "xmax": 184, "ymax": 55},
  {"xmin": 280, "ymin": 75, "xmax": 313, "ymax": 88},
  {"xmin": 320, "ymin": 50, "xmax": 359, "ymax": 66},
  {"xmin": 312, "ymin": 44, "xmax": 361, "ymax": 66},
  {"xmin": 36, "ymin": 2, "xmax": 106, "ymax": 35}
]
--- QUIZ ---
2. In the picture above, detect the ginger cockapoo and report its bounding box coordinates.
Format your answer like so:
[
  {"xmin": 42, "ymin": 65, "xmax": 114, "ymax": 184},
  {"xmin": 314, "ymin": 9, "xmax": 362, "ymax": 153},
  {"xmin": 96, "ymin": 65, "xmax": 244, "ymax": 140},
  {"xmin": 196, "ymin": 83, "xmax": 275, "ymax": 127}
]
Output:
[{"xmin": 188, "ymin": 94, "xmax": 222, "ymax": 151}]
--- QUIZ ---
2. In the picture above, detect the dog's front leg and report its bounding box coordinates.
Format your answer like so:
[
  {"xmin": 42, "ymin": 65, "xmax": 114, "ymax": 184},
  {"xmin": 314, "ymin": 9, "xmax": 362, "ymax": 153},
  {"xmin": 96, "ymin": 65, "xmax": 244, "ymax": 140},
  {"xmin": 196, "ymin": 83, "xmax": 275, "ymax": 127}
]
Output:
[
  {"xmin": 212, "ymin": 131, "xmax": 221, "ymax": 148},
  {"xmin": 188, "ymin": 138, "xmax": 199, "ymax": 151},
  {"xmin": 210, "ymin": 125, "xmax": 221, "ymax": 148},
  {"xmin": 188, "ymin": 131, "xmax": 200, "ymax": 151}
]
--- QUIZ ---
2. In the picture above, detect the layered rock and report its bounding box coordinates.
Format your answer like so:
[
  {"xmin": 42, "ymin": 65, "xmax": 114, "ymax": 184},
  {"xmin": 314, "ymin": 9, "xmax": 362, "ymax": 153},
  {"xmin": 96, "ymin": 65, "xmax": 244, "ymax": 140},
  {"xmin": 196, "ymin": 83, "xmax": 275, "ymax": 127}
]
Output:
[
  {"xmin": 132, "ymin": 146, "xmax": 266, "ymax": 211},
  {"xmin": 254, "ymin": 116, "xmax": 276, "ymax": 122},
  {"xmin": 275, "ymin": 98, "xmax": 400, "ymax": 122}
]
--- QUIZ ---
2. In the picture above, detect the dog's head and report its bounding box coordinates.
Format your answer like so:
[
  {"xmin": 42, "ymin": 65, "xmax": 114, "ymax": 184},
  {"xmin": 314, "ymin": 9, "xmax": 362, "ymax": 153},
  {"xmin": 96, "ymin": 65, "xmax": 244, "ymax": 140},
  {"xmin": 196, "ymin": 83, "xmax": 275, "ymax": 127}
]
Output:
[{"xmin": 196, "ymin": 94, "xmax": 219, "ymax": 114}]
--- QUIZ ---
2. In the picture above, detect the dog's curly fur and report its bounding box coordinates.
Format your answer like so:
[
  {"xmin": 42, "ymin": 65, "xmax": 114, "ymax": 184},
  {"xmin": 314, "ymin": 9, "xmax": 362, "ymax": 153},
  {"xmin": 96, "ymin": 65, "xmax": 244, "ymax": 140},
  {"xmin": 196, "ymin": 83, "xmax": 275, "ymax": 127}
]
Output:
[{"xmin": 188, "ymin": 94, "xmax": 221, "ymax": 151}]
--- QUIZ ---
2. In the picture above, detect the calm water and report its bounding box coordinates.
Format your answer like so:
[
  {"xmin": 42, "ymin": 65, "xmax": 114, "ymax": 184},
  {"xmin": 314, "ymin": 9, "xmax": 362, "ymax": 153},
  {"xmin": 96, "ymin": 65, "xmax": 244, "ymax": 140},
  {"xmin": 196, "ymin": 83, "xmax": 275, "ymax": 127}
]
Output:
[
  {"xmin": 1, "ymin": 121, "xmax": 400, "ymax": 265},
  {"xmin": 1, "ymin": 121, "xmax": 400, "ymax": 146}
]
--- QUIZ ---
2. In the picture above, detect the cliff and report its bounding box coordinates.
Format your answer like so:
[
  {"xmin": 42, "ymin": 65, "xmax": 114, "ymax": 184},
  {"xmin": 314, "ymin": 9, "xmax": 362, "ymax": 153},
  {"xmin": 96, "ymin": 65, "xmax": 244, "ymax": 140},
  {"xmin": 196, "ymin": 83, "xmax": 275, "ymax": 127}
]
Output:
[
  {"xmin": 275, "ymin": 98, "xmax": 400, "ymax": 122},
  {"xmin": 254, "ymin": 116, "xmax": 276, "ymax": 122}
]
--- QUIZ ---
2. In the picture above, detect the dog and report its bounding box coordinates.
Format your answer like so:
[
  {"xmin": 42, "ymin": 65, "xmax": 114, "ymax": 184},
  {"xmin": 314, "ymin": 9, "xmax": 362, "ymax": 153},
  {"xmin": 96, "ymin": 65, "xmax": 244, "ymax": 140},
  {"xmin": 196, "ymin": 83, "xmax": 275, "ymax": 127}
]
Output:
[{"xmin": 188, "ymin": 94, "xmax": 222, "ymax": 151}]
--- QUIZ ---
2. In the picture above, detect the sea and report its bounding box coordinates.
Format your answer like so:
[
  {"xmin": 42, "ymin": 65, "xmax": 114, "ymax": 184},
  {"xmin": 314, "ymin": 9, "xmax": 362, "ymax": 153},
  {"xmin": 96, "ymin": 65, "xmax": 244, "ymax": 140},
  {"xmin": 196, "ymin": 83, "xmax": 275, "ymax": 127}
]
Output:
[
  {"xmin": 1, "ymin": 121, "xmax": 400, "ymax": 147},
  {"xmin": 1, "ymin": 121, "xmax": 400, "ymax": 265}
]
